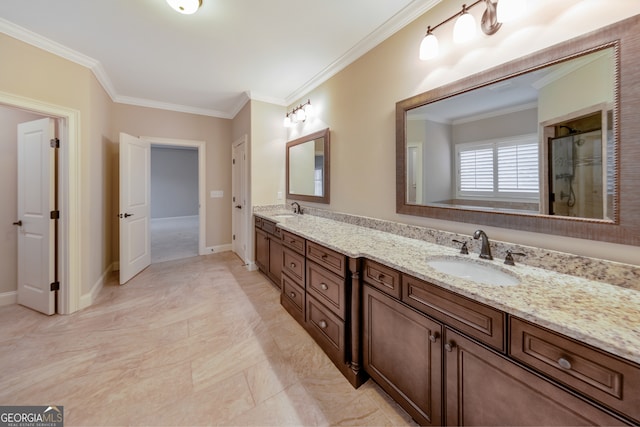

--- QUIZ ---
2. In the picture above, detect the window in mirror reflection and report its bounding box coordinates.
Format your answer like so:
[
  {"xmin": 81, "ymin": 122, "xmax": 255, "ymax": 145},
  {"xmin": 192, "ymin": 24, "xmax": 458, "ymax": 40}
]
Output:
[{"xmin": 405, "ymin": 47, "xmax": 615, "ymax": 220}]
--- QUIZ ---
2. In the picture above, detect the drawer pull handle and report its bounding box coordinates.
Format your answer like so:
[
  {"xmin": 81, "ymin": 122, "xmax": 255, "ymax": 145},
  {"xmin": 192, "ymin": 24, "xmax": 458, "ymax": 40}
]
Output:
[
  {"xmin": 429, "ymin": 332, "xmax": 439, "ymax": 343},
  {"xmin": 290, "ymin": 292, "xmax": 296, "ymax": 298},
  {"xmin": 444, "ymin": 341, "xmax": 456, "ymax": 352},
  {"xmin": 557, "ymin": 357, "xmax": 572, "ymax": 370},
  {"xmin": 321, "ymin": 254, "xmax": 328, "ymax": 259},
  {"xmin": 290, "ymin": 262, "xmax": 296, "ymax": 268},
  {"xmin": 318, "ymin": 320, "xmax": 328, "ymax": 329},
  {"xmin": 377, "ymin": 273, "xmax": 385, "ymax": 282},
  {"xmin": 320, "ymin": 283, "xmax": 328, "ymax": 291}
]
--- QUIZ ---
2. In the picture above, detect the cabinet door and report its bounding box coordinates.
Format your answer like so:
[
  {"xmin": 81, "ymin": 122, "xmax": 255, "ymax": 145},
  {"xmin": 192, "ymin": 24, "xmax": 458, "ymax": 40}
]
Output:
[
  {"xmin": 268, "ymin": 237, "xmax": 282, "ymax": 287},
  {"xmin": 255, "ymin": 227, "xmax": 269, "ymax": 272},
  {"xmin": 444, "ymin": 328, "xmax": 627, "ymax": 426},
  {"xmin": 363, "ymin": 285, "xmax": 443, "ymax": 426}
]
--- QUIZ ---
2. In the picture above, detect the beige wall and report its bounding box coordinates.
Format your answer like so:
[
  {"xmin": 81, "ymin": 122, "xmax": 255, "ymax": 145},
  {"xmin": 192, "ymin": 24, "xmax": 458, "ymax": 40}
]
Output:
[
  {"xmin": 0, "ymin": 105, "xmax": 46, "ymax": 295},
  {"xmin": 112, "ymin": 103, "xmax": 233, "ymax": 252},
  {"xmin": 0, "ymin": 32, "xmax": 112, "ymax": 297},
  {"xmin": 281, "ymin": 1, "xmax": 640, "ymax": 265}
]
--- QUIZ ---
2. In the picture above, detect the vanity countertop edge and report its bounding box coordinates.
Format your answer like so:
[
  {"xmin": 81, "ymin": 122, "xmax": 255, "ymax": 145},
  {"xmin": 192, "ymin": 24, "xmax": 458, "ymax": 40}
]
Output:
[{"xmin": 254, "ymin": 211, "xmax": 640, "ymax": 365}]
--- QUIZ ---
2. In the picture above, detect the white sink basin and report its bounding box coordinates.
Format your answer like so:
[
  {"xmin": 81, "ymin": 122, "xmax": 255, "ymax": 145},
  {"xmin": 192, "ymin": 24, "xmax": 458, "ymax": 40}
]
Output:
[{"xmin": 427, "ymin": 259, "xmax": 520, "ymax": 286}]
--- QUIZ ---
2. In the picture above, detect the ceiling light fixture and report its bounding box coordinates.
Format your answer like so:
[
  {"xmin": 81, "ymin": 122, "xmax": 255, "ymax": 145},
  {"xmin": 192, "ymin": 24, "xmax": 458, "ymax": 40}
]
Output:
[
  {"xmin": 166, "ymin": 0, "xmax": 202, "ymax": 15},
  {"xmin": 419, "ymin": 0, "xmax": 522, "ymax": 60},
  {"xmin": 284, "ymin": 100, "xmax": 313, "ymax": 127}
]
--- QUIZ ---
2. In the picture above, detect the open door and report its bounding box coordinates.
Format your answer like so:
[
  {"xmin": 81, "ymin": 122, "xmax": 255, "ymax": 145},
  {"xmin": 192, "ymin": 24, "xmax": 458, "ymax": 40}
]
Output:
[
  {"xmin": 17, "ymin": 118, "xmax": 56, "ymax": 315},
  {"xmin": 119, "ymin": 132, "xmax": 151, "ymax": 284}
]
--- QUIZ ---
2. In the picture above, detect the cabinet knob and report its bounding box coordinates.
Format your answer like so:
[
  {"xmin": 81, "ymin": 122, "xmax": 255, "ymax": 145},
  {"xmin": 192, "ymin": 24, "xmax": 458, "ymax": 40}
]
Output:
[
  {"xmin": 444, "ymin": 341, "xmax": 456, "ymax": 352},
  {"xmin": 320, "ymin": 283, "xmax": 328, "ymax": 291},
  {"xmin": 377, "ymin": 273, "xmax": 385, "ymax": 282},
  {"xmin": 290, "ymin": 262, "xmax": 296, "ymax": 268},
  {"xmin": 429, "ymin": 332, "xmax": 440, "ymax": 343},
  {"xmin": 321, "ymin": 253, "xmax": 328, "ymax": 259},
  {"xmin": 557, "ymin": 357, "xmax": 572, "ymax": 370},
  {"xmin": 290, "ymin": 292, "xmax": 296, "ymax": 298},
  {"xmin": 318, "ymin": 320, "xmax": 328, "ymax": 329}
]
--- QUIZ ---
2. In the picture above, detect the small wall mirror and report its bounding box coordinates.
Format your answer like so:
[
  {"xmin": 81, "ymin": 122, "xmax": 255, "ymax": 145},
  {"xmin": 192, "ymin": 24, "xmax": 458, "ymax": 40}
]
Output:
[
  {"xmin": 286, "ymin": 128, "xmax": 330, "ymax": 204},
  {"xmin": 396, "ymin": 16, "xmax": 640, "ymax": 246}
]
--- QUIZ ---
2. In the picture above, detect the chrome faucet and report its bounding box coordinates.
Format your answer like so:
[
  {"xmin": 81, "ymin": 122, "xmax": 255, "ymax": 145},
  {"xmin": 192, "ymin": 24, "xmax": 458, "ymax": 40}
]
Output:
[
  {"xmin": 291, "ymin": 202, "xmax": 302, "ymax": 214},
  {"xmin": 473, "ymin": 229, "xmax": 493, "ymax": 260}
]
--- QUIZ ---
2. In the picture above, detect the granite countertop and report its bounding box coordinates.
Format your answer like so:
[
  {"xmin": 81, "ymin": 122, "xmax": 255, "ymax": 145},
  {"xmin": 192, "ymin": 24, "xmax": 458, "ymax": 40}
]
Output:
[{"xmin": 255, "ymin": 210, "xmax": 640, "ymax": 365}]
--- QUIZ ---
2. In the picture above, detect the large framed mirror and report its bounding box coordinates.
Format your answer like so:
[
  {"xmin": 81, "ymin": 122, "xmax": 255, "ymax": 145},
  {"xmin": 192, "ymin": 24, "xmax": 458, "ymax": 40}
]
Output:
[
  {"xmin": 396, "ymin": 16, "xmax": 640, "ymax": 246},
  {"xmin": 286, "ymin": 128, "xmax": 330, "ymax": 204}
]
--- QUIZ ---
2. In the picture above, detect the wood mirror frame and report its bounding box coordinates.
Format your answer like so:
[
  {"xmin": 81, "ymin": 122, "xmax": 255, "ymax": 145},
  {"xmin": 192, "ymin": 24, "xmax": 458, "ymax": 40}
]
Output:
[
  {"xmin": 396, "ymin": 16, "xmax": 639, "ymax": 246},
  {"xmin": 286, "ymin": 128, "xmax": 330, "ymax": 204}
]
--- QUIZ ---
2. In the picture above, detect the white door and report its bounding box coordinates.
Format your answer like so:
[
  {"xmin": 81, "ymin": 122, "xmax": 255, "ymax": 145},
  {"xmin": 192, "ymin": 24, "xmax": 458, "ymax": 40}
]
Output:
[
  {"xmin": 119, "ymin": 132, "xmax": 151, "ymax": 284},
  {"xmin": 232, "ymin": 138, "xmax": 247, "ymax": 263},
  {"xmin": 17, "ymin": 118, "xmax": 56, "ymax": 315}
]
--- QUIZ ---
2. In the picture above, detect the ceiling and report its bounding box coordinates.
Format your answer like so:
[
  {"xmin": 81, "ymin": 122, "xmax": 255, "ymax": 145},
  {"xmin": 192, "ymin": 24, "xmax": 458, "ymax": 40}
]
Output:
[{"xmin": 0, "ymin": 0, "xmax": 439, "ymax": 118}]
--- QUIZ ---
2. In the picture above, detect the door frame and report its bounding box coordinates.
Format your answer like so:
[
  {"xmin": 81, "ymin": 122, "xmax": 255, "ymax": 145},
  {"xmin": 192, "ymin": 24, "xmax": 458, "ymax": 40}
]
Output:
[
  {"xmin": 141, "ymin": 136, "xmax": 206, "ymax": 256},
  {"xmin": 1, "ymin": 90, "xmax": 81, "ymax": 315}
]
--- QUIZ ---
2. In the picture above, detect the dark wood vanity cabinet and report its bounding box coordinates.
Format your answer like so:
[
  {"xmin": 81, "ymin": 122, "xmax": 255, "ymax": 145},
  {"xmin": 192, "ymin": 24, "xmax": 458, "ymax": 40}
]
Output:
[
  {"xmin": 445, "ymin": 328, "xmax": 626, "ymax": 426},
  {"xmin": 254, "ymin": 217, "xmax": 282, "ymax": 287},
  {"xmin": 361, "ymin": 264, "xmax": 632, "ymax": 426},
  {"xmin": 363, "ymin": 284, "xmax": 443, "ymax": 426}
]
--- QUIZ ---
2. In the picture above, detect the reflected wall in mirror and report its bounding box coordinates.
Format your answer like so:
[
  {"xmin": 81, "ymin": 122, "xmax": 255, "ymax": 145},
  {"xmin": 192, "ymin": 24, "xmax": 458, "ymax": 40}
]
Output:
[
  {"xmin": 396, "ymin": 16, "xmax": 640, "ymax": 246},
  {"xmin": 286, "ymin": 128, "xmax": 330, "ymax": 204},
  {"xmin": 405, "ymin": 48, "xmax": 615, "ymax": 221}
]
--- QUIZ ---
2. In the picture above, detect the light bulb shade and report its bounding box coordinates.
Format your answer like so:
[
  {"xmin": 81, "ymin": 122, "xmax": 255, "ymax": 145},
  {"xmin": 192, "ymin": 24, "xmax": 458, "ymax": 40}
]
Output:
[
  {"xmin": 453, "ymin": 11, "xmax": 477, "ymax": 43},
  {"xmin": 166, "ymin": 0, "xmax": 202, "ymax": 14},
  {"xmin": 303, "ymin": 103, "xmax": 314, "ymax": 118},
  {"xmin": 419, "ymin": 33, "xmax": 439, "ymax": 60},
  {"xmin": 497, "ymin": 0, "xmax": 527, "ymax": 22},
  {"xmin": 296, "ymin": 108, "xmax": 306, "ymax": 122},
  {"xmin": 283, "ymin": 115, "xmax": 291, "ymax": 128}
]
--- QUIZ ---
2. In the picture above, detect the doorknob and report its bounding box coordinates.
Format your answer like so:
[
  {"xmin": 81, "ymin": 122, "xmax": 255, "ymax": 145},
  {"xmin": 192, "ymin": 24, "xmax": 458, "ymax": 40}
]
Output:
[
  {"xmin": 235, "ymin": 205, "xmax": 242, "ymax": 209},
  {"xmin": 13, "ymin": 220, "xmax": 22, "ymax": 226},
  {"xmin": 120, "ymin": 213, "xmax": 134, "ymax": 218}
]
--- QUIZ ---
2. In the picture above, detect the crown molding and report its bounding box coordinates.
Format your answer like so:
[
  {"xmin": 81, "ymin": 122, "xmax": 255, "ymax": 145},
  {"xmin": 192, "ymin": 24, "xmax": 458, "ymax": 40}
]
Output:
[
  {"xmin": 114, "ymin": 95, "xmax": 233, "ymax": 119},
  {"xmin": 285, "ymin": 0, "xmax": 441, "ymax": 104}
]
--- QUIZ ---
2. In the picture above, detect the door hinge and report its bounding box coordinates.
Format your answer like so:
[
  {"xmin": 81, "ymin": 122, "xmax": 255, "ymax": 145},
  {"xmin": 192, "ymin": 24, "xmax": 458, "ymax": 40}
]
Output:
[
  {"xmin": 232, "ymin": 158, "xmax": 236, "ymax": 165},
  {"xmin": 233, "ymin": 234, "xmax": 236, "ymax": 241},
  {"xmin": 50, "ymin": 210, "xmax": 60, "ymax": 220},
  {"xmin": 50, "ymin": 281, "xmax": 60, "ymax": 291},
  {"xmin": 50, "ymin": 138, "xmax": 60, "ymax": 148}
]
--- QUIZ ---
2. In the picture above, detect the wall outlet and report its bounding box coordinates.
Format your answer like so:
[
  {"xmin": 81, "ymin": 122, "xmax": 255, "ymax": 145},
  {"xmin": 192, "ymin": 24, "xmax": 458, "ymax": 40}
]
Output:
[{"xmin": 277, "ymin": 191, "xmax": 283, "ymax": 200}]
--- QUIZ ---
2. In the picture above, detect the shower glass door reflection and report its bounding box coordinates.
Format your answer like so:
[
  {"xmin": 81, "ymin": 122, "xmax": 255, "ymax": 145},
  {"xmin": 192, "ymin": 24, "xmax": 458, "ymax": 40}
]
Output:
[{"xmin": 549, "ymin": 129, "xmax": 605, "ymax": 219}]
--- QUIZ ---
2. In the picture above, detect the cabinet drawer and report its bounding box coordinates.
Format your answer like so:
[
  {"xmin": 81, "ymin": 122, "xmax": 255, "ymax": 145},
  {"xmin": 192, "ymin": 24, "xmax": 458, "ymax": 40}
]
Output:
[
  {"xmin": 363, "ymin": 259, "xmax": 401, "ymax": 299},
  {"xmin": 281, "ymin": 274, "xmax": 305, "ymax": 325},
  {"xmin": 255, "ymin": 216, "xmax": 263, "ymax": 228},
  {"xmin": 281, "ymin": 230, "xmax": 305, "ymax": 254},
  {"xmin": 307, "ymin": 241, "xmax": 346, "ymax": 277},
  {"xmin": 306, "ymin": 295, "xmax": 345, "ymax": 364},
  {"xmin": 510, "ymin": 317, "xmax": 640, "ymax": 422},
  {"xmin": 282, "ymin": 246, "xmax": 305, "ymax": 286},
  {"xmin": 261, "ymin": 218, "xmax": 277, "ymax": 235},
  {"xmin": 402, "ymin": 274, "xmax": 505, "ymax": 351},
  {"xmin": 307, "ymin": 261, "xmax": 346, "ymax": 320}
]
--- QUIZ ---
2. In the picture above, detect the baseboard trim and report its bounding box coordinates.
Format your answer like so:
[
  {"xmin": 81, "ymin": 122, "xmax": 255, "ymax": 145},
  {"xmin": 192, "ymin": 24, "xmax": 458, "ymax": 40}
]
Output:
[
  {"xmin": 204, "ymin": 244, "xmax": 232, "ymax": 254},
  {"xmin": 79, "ymin": 263, "xmax": 113, "ymax": 310},
  {"xmin": 0, "ymin": 291, "xmax": 17, "ymax": 306}
]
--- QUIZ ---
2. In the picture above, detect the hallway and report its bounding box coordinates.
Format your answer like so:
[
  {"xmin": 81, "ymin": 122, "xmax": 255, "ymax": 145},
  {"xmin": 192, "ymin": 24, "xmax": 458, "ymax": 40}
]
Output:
[{"xmin": 0, "ymin": 252, "xmax": 415, "ymax": 426}]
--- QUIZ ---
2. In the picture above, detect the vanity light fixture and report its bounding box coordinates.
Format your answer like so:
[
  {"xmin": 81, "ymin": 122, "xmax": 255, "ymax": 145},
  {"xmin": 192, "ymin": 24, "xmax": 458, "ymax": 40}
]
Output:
[
  {"xmin": 419, "ymin": 0, "xmax": 525, "ymax": 60},
  {"xmin": 166, "ymin": 0, "xmax": 202, "ymax": 15},
  {"xmin": 283, "ymin": 99, "xmax": 313, "ymax": 127}
]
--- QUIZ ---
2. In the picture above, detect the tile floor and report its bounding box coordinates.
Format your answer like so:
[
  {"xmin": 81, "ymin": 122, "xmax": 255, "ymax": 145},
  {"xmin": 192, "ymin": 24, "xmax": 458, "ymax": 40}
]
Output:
[{"xmin": 0, "ymin": 252, "xmax": 417, "ymax": 426}]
